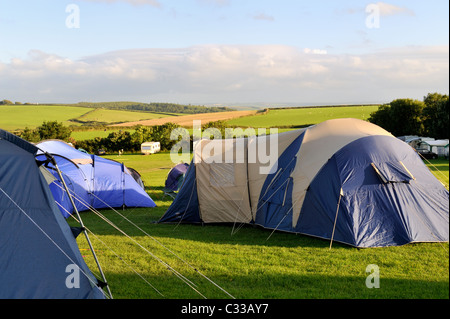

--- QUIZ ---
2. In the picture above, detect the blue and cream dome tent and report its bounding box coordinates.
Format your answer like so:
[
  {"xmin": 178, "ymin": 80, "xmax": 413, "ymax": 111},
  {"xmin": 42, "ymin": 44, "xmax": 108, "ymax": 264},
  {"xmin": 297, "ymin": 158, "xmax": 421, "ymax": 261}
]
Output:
[
  {"xmin": 36, "ymin": 140, "xmax": 156, "ymax": 218},
  {"xmin": 159, "ymin": 118, "xmax": 449, "ymax": 248}
]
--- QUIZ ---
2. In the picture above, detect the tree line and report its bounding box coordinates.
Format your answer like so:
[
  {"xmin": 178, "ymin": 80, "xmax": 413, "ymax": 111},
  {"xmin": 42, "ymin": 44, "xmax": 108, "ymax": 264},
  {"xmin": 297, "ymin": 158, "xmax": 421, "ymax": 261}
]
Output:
[
  {"xmin": 19, "ymin": 121, "xmax": 183, "ymax": 153},
  {"xmin": 368, "ymin": 92, "xmax": 449, "ymax": 139},
  {"xmin": 75, "ymin": 123, "xmax": 183, "ymax": 153}
]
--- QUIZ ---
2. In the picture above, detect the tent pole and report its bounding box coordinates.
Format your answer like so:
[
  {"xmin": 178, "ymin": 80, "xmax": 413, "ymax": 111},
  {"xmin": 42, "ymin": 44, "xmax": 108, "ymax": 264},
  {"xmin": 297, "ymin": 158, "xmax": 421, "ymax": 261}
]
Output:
[
  {"xmin": 50, "ymin": 156, "xmax": 113, "ymax": 299},
  {"xmin": 329, "ymin": 188, "xmax": 344, "ymax": 250}
]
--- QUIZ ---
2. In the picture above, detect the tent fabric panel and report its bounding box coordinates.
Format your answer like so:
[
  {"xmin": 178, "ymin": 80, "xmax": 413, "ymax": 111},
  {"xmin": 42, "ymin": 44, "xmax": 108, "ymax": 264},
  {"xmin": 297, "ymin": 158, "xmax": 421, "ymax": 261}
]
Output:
[
  {"xmin": 195, "ymin": 139, "xmax": 252, "ymax": 223},
  {"xmin": 51, "ymin": 173, "xmax": 93, "ymax": 216},
  {"xmin": 344, "ymin": 136, "xmax": 449, "ymax": 246},
  {"xmin": 0, "ymin": 209, "xmax": 102, "ymax": 298},
  {"xmin": 1, "ymin": 145, "xmax": 49, "ymax": 210},
  {"xmin": 165, "ymin": 163, "xmax": 189, "ymax": 191},
  {"xmin": 0, "ymin": 137, "xmax": 104, "ymax": 298},
  {"xmin": 36, "ymin": 140, "xmax": 156, "ymax": 214},
  {"xmin": 335, "ymin": 135, "xmax": 447, "ymax": 193},
  {"xmin": 297, "ymin": 135, "xmax": 449, "ymax": 247},
  {"xmin": 256, "ymin": 178, "xmax": 295, "ymax": 232},
  {"xmin": 123, "ymin": 172, "xmax": 157, "ymax": 208},
  {"xmin": 341, "ymin": 186, "xmax": 411, "ymax": 247},
  {"xmin": 159, "ymin": 160, "xmax": 201, "ymax": 223},
  {"xmin": 37, "ymin": 140, "xmax": 92, "ymax": 161},
  {"xmin": 254, "ymin": 132, "xmax": 304, "ymax": 231},
  {"xmin": 296, "ymin": 119, "xmax": 393, "ymax": 183},
  {"xmin": 295, "ymin": 156, "xmax": 356, "ymax": 245},
  {"xmin": 247, "ymin": 129, "xmax": 305, "ymax": 219},
  {"xmin": 90, "ymin": 156, "xmax": 124, "ymax": 209},
  {"xmin": 296, "ymin": 152, "xmax": 413, "ymax": 248},
  {"xmin": 370, "ymin": 161, "xmax": 414, "ymax": 184},
  {"xmin": 290, "ymin": 118, "xmax": 394, "ymax": 226},
  {"xmin": 0, "ymin": 129, "xmax": 38, "ymax": 155},
  {"xmin": 36, "ymin": 154, "xmax": 95, "ymax": 216},
  {"xmin": 390, "ymin": 183, "xmax": 449, "ymax": 243}
]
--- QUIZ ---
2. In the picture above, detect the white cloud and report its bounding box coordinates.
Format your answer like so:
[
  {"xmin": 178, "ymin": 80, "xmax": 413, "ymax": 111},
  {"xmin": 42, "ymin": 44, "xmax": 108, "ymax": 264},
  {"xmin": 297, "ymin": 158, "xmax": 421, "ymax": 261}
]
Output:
[
  {"xmin": 304, "ymin": 48, "xmax": 328, "ymax": 55},
  {"xmin": 342, "ymin": 2, "xmax": 414, "ymax": 17},
  {"xmin": 1, "ymin": 45, "xmax": 448, "ymax": 104},
  {"xmin": 375, "ymin": 2, "xmax": 415, "ymax": 16}
]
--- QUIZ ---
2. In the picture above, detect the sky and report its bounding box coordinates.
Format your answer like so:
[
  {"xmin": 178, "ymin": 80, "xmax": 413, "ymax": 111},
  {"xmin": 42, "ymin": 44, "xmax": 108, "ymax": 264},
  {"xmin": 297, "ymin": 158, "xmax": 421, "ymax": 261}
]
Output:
[{"xmin": 0, "ymin": 0, "xmax": 448, "ymax": 106}]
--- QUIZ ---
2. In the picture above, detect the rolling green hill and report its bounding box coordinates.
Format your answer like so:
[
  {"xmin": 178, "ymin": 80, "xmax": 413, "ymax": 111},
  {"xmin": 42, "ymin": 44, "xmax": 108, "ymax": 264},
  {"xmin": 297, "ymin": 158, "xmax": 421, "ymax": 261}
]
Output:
[{"xmin": 0, "ymin": 104, "xmax": 92, "ymax": 131}]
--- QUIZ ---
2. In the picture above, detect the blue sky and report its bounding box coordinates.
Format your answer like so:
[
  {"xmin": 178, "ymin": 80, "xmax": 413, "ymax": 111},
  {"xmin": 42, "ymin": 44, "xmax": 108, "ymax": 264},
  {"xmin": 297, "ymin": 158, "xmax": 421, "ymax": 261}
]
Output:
[{"xmin": 1, "ymin": 0, "xmax": 448, "ymax": 105}]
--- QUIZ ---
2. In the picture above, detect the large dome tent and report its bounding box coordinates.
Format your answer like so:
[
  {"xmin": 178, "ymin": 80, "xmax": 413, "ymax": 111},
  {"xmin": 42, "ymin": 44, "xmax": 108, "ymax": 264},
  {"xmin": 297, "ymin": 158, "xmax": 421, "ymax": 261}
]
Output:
[{"xmin": 159, "ymin": 118, "xmax": 449, "ymax": 248}]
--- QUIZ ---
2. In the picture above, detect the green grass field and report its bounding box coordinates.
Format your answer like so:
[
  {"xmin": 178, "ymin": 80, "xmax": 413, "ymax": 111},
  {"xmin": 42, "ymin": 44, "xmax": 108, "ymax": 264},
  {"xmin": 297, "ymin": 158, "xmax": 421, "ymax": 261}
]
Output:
[
  {"xmin": 0, "ymin": 104, "xmax": 180, "ymax": 132},
  {"xmin": 0, "ymin": 104, "xmax": 91, "ymax": 131},
  {"xmin": 226, "ymin": 105, "xmax": 380, "ymax": 128},
  {"xmin": 70, "ymin": 129, "xmax": 128, "ymax": 140},
  {"xmin": 69, "ymin": 152, "xmax": 449, "ymax": 299}
]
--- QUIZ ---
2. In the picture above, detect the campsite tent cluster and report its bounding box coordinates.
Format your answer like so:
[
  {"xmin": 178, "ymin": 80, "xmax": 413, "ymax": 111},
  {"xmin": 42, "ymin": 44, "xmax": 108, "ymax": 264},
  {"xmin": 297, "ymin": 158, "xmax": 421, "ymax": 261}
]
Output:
[
  {"xmin": 0, "ymin": 118, "xmax": 449, "ymax": 299},
  {"xmin": 160, "ymin": 118, "xmax": 449, "ymax": 248}
]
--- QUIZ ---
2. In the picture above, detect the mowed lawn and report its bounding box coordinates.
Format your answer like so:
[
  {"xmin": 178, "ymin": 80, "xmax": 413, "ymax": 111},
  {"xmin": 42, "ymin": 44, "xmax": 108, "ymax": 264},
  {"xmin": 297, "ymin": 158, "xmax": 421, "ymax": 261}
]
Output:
[
  {"xmin": 226, "ymin": 105, "xmax": 380, "ymax": 128},
  {"xmin": 70, "ymin": 152, "xmax": 449, "ymax": 300}
]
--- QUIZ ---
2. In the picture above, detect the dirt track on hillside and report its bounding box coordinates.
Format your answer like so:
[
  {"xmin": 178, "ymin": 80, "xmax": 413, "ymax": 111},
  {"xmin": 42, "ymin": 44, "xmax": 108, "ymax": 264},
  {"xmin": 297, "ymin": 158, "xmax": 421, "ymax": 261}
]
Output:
[{"xmin": 111, "ymin": 110, "xmax": 258, "ymax": 127}]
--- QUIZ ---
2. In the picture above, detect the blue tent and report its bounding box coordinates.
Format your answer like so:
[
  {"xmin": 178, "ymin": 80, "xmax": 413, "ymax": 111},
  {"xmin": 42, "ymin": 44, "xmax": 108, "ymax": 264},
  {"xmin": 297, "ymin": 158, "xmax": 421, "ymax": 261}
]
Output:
[
  {"xmin": 0, "ymin": 129, "xmax": 106, "ymax": 298},
  {"xmin": 36, "ymin": 140, "xmax": 156, "ymax": 217},
  {"xmin": 159, "ymin": 119, "xmax": 449, "ymax": 248},
  {"xmin": 165, "ymin": 163, "xmax": 189, "ymax": 192}
]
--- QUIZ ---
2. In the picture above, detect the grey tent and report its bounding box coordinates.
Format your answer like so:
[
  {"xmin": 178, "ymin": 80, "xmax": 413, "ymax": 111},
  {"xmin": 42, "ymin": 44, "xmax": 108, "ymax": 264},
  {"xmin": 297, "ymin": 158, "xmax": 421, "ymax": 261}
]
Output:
[{"xmin": 0, "ymin": 129, "xmax": 108, "ymax": 299}]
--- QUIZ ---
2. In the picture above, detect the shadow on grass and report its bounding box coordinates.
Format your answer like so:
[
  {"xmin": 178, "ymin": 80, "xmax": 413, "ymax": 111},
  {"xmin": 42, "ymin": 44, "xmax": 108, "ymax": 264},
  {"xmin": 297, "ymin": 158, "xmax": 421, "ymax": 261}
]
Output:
[
  {"xmin": 76, "ymin": 204, "xmax": 448, "ymax": 300},
  {"xmin": 76, "ymin": 202, "xmax": 350, "ymax": 250},
  {"xmin": 101, "ymin": 269, "xmax": 450, "ymax": 299}
]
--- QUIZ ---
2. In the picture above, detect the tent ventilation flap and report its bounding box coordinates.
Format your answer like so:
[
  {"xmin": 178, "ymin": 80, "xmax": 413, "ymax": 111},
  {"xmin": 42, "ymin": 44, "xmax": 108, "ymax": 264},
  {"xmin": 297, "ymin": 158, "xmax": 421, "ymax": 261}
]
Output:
[{"xmin": 371, "ymin": 161, "xmax": 416, "ymax": 184}]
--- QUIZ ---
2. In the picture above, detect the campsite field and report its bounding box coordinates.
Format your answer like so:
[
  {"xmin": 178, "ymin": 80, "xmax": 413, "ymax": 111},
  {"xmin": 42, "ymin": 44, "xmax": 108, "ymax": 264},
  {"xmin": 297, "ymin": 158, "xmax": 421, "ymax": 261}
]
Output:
[{"xmin": 70, "ymin": 152, "xmax": 449, "ymax": 299}]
